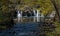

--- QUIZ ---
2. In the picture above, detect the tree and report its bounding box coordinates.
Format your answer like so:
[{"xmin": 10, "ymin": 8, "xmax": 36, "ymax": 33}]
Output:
[{"xmin": 50, "ymin": 0, "xmax": 60, "ymax": 21}]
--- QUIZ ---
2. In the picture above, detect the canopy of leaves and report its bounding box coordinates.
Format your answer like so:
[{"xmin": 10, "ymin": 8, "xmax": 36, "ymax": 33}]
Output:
[{"xmin": 13, "ymin": 0, "xmax": 55, "ymax": 15}]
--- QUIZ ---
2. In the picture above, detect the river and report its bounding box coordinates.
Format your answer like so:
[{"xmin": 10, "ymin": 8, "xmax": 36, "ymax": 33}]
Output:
[{"xmin": 0, "ymin": 22, "xmax": 42, "ymax": 36}]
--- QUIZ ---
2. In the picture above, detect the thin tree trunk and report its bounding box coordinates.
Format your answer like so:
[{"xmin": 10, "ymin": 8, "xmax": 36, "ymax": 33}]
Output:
[{"xmin": 51, "ymin": 0, "xmax": 60, "ymax": 21}]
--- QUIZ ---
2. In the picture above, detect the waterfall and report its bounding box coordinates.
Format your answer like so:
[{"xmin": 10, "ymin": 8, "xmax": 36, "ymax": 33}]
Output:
[
  {"xmin": 33, "ymin": 10, "xmax": 36, "ymax": 16},
  {"xmin": 33, "ymin": 10, "xmax": 42, "ymax": 22},
  {"xmin": 36, "ymin": 10, "xmax": 40, "ymax": 22},
  {"xmin": 33, "ymin": 10, "xmax": 36, "ymax": 22},
  {"xmin": 17, "ymin": 10, "xmax": 21, "ymax": 22}
]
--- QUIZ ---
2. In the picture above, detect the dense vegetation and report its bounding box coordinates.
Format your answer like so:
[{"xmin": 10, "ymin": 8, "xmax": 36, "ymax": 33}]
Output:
[{"xmin": 0, "ymin": 0, "xmax": 60, "ymax": 36}]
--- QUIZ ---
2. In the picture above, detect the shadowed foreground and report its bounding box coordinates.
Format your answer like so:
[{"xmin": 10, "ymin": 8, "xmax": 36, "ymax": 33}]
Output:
[{"xmin": 0, "ymin": 22, "xmax": 41, "ymax": 36}]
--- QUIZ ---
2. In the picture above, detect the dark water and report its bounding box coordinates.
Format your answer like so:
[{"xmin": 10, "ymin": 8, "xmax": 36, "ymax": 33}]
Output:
[{"xmin": 0, "ymin": 22, "xmax": 40, "ymax": 36}]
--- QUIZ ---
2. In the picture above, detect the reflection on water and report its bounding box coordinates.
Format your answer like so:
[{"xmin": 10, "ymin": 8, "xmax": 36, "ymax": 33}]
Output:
[
  {"xmin": 16, "ymin": 10, "xmax": 44, "ymax": 23},
  {"xmin": 17, "ymin": 10, "xmax": 22, "ymax": 22}
]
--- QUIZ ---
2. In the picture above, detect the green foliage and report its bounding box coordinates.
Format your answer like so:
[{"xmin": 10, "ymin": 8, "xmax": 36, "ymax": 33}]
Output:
[
  {"xmin": 0, "ymin": 0, "xmax": 10, "ymax": 23},
  {"xmin": 13, "ymin": 0, "xmax": 55, "ymax": 15},
  {"xmin": 46, "ymin": 21, "xmax": 60, "ymax": 36},
  {"xmin": 0, "ymin": 0, "xmax": 60, "ymax": 35}
]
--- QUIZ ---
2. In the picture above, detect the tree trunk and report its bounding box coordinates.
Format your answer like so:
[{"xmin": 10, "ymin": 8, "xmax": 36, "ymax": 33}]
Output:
[{"xmin": 51, "ymin": 0, "xmax": 60, "ymax": 21}]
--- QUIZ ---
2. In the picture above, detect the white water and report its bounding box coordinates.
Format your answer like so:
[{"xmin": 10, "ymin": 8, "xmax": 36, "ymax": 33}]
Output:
[
  {"xmin": 33, "ymin": 10, "xmax": 40, "ymax": 22},
  {"xmin": 33, "ymin": 10, "xmax": 36, "ymax": 22},
  {"xmin": 17, "ymin": 10, "xmax": 22, "ymax": 22},
  {"xmin": 36, "ymin": 10, "xmax": 40, "ymax": 22},
  {"xmin": 17, "ymin": 10, "xmax": 44, "ymax": 22}
]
